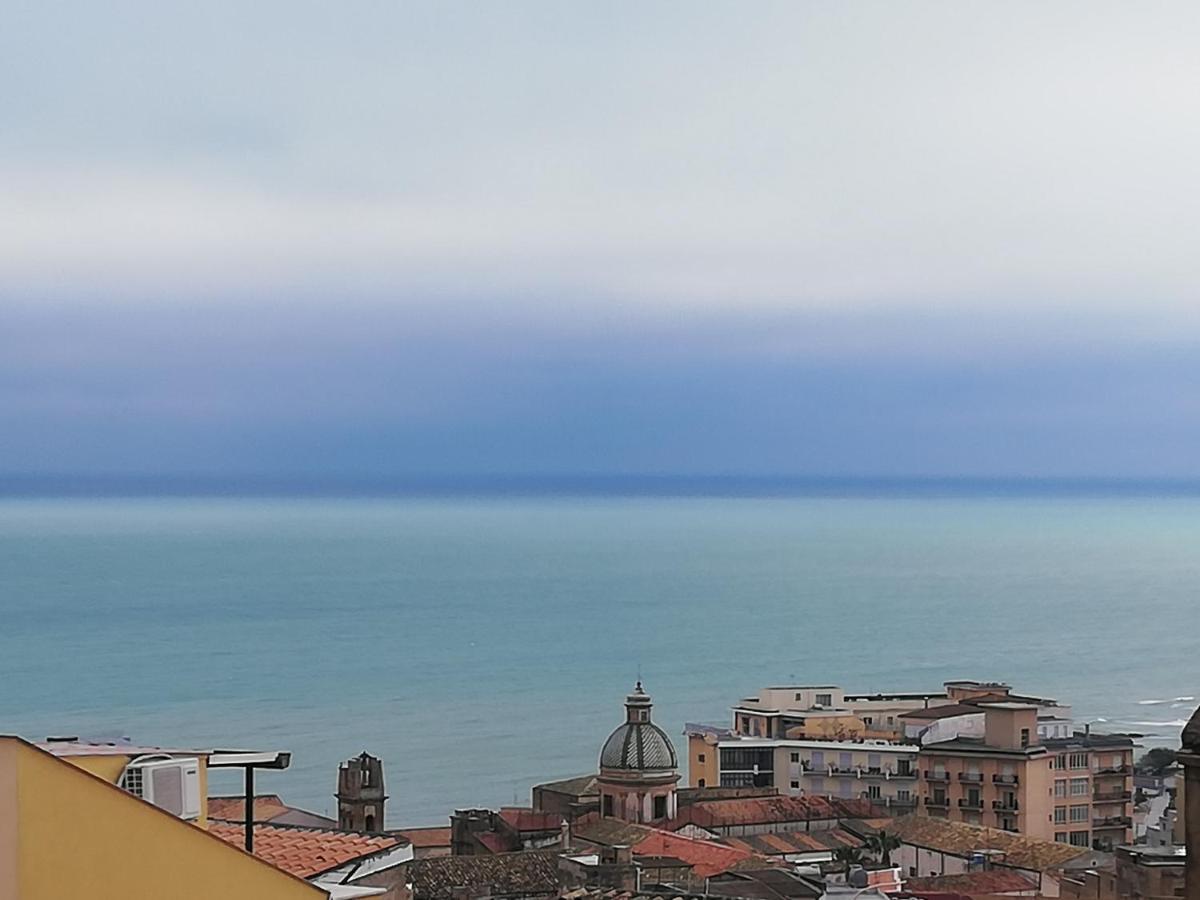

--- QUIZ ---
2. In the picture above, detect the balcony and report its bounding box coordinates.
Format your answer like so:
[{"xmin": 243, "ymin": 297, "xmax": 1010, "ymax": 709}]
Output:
[
  {"xmin": 1093, "ymin": 790, "xmax": 1132, "ymax": 803},
  {"xmin": 829, "ymin": 765, "xmax": 859, "ymax": 777},
  {"xmin": 958, "ymin": 772, "xmax": 984, "ymax": 784},
  {"xmin": 890, "ymin": 796, "xmax": 918, "ymax": 809},
  {"xmin": 924, "ymin": 770, "xmax": 951, "ymax": 782},
  {"xmin": 992, "ymin": 773, "xmax": 1019, "ymax": 785},
  {"xmin": 958, "ymin": 797, "xmax": 984, "ymax": 810},
  {"xmin": 992, "ymin": 799, "xmax": 1020, "ymax": 811},
  {"xmin": 1093, "ymin": 815, "xmax": 1132, "ymax": 829},
  {"xmin": 1094, "ymin": 764, "xmax": 1130, "ymax": 777},
  {"xmin": 924, "ymin": 796, "xmax": 949, "ymax": 808}
]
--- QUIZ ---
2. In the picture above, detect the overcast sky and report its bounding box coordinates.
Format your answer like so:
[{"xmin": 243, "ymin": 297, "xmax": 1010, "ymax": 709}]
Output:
[{"xmin": 3, "ymin": 2, "xmax": 1199, "ymax": 482}]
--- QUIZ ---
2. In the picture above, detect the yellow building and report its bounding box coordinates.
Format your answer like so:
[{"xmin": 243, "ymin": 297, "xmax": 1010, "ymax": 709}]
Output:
[{"xmin": 0, "ymin": 735, "xmax": 327, "ymax": 900}]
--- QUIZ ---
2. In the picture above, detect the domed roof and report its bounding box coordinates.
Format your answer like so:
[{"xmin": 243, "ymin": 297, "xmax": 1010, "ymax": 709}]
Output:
[{"xmin": 599, "ymin": 683, "xmax": 678, "ymax": 772}]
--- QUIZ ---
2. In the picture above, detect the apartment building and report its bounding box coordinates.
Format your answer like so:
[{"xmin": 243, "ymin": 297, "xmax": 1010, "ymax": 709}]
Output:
[
  {"xmin": 731, "ymin": 685, "xmax": 951, "ymax": 742},
  {"xmin": 686, "ymin": 728, "xmax": 920, "ymax": 811},
  {"xmin": 1043, "ymin": 732, "xmax": 1135, "ymax": 851},
  {"xmin": 917, "ymin": 702, "xmax": 1054, "ymax": 840}
]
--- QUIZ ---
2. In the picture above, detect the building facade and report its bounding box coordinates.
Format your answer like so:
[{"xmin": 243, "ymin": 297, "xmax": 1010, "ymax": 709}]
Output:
[{"xmin": 1042, "ymin": 732, "xmax": 1135, "ymax": 851}]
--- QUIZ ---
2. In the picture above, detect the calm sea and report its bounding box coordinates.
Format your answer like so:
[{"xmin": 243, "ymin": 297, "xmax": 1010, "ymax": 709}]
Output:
[{"xmin": 1, "ymin": 494, "xmax": 1196, "ymax": 825}]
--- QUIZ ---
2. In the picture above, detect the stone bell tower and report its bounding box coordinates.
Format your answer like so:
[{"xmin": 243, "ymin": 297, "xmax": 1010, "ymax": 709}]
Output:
[{"xmin": 336, "ymin": 751, "xmax": 387, "ymax": 832}]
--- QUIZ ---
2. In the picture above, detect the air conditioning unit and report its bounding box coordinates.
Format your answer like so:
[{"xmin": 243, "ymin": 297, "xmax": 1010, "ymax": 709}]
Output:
[{"xmin": 120, "ymin": 755, "xmax": 202, "ymax": 820}]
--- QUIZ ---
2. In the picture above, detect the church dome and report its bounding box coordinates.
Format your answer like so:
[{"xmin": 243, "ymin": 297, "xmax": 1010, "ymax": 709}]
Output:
[{"xmin": 599, "ymin": 683, "xmax": 678, "ymax": 772}]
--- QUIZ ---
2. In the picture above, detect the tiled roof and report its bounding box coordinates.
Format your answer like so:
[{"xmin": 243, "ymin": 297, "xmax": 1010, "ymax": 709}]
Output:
[
  {"xmin": 410, "ymin": 849, "xmax": 563, "ymax": 900},
  {"xmin": 719, "ymin": 828, "xmax": 865, "ymax": 857},
  {"xmin": 573, "ymin": 816, "xmax": 657, "ymax": 847},
  {"xmin": 208, "ymin": 794, "xmax": 291, "ymax": 822},
  {"xmin": 479, "ymin": 831, "xmax": 517, "ymax": 854},
  {"xmin": 665, "ymin": 796, "xmax": 881, "ymax": 830},
  {"xmin": 631, "ymin": 830, "xmax": 758, "ymax": 878},
  {"xmin": 880, "ymin": 815, "xmax": 1088, "ymax": 871},
  {"xmin": 903, "ymin": 871, "xmax": 1037, "ymax": 894},
  {"xmin": 392, "ymin": 826, "xmax": 452, "ymax": 849},
  {"xmin": 500, "ymin": 807, "xmax": 564, "ymax": 831},
  {"xmin": 208, "ymin": 821, "xmax": 404, "ymax": 879}
]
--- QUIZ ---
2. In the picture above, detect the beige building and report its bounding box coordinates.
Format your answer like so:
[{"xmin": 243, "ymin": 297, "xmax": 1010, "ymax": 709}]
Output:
[
  {"xmin": 918, "ymin": 702, "xmax": 1055, "ymax": 840},
  {"xmin": 1042, "ymin": 732, "xmax": 1135, "ymax": 851}
]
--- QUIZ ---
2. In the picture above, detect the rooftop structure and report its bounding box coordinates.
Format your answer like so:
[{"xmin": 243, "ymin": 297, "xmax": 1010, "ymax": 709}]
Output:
[
  {"xmin": 408, "ymin": 849, "xmax": 566, "ymax": 900},
  {"xmin": 598, "ymin": 684, "xmax": 680, "ymax": 823},
  {"xmin": 208, "ymin": 821, "xmax": 411, "ymax": 880}
]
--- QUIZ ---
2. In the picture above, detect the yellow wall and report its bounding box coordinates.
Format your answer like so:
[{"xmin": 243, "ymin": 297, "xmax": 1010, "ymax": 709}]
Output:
[
  {"xmin": 0, "ymin": 738, "xmax": 322, "ymax": 900},
  {"xmin": 57, "ymin": 750, "xmax": 210, "ymax": 826},
  {"xmin": 688, "ymin": 734, "xmax": 719, "ymax": 788}
]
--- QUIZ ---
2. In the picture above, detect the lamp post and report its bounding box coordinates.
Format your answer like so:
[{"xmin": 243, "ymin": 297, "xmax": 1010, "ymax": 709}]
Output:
[{"xmin": 207, "ymin": 750, "xmax": 292, "ymax": 853}]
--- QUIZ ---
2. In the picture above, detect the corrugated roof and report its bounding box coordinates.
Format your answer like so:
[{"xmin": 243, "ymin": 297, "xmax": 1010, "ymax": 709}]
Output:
[
  {"xmin": 208, "ymin": 821, "xmax": 404, "ymax": 879},
  {"xmin": 882, "ymin": 815, "xmax": 1088, "ymax": 871}
]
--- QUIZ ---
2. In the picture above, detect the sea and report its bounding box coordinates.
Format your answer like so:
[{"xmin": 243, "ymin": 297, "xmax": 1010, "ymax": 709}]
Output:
[{"xmin": 1, "ymin": 488, "xmax": 1197, "ymax": 826}]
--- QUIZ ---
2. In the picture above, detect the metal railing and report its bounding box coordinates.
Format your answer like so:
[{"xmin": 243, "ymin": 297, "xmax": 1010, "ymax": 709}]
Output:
[{"xmin": 924, "ymin": 770, "xmax": 951, "ymax": 782}]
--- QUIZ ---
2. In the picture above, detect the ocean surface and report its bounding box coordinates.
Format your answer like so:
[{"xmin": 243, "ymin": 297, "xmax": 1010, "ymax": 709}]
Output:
[{"xmin": 1, "ymin": 493, "xmax": 1197, "ymax": 825}]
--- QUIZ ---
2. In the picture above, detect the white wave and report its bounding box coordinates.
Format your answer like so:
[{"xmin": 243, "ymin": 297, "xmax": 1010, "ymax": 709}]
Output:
[
  {"xmin": 1126, "ymin": 719, "xmax": 1188, "ymax": 728},
  {"xmin": 1175, "ymin": 696, "xmax": 1195, "ymax": 702},
  {"xmin": 1137, "ymin": 699, "xmax": 1169, "ymax": 705}
]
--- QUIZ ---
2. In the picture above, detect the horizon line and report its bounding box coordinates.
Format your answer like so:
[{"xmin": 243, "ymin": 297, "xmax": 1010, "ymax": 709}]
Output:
[{"xmin": 3, "ymin": 472, "xmax": 1200, "ymax": 499}]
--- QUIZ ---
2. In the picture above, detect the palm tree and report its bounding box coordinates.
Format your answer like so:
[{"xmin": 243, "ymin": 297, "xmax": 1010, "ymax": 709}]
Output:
[
  {"xmin": 833, "ymin": 845, "xmax": 866, "ymax": 871},
  {"xmin": 866, "ymin": 830, "xmax": 901, "ymax": 866}
]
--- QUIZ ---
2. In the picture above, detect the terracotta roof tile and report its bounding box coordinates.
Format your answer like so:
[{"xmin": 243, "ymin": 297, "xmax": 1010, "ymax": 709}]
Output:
[
  {"xmin": 208, "ymin": 794, "xmax": 291, "ymax": 822},
  {"xmin": 208, "ymin": 821, "xmax": 404, "ymax": 879},
  {"xmin": 410, "ymin": 849, "xmax": 564, "ymax": 900},
  {"xmin": 665, "ymin": 796, "xmax": 881, "ymax": 831},
  {"xmin": 499, "ymin": 807, "xmax": 564, "ymax": 832},
  {"xmin": 720, "ymin": 828, "xmax": 864, "ymax": 857},
  {"xmin": 394, "ymin": 826, "xmax": 452, "ymax": 849},
  {"xmin": 904, "ymin": 871, "xmax": 1038, "ymax": 894},
  {"xmin": 881, "ymin": 815, "xmax": 1089, "ymax": 872},
  {"xmin": 630, "ymin": 830, "xmax": 758, "ymax": 878}
]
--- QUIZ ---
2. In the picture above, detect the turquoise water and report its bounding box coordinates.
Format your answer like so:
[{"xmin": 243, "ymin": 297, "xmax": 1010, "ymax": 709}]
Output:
[{"xmin": 0, "ymin": 496, "xmax": 1196, "ymax": 825}]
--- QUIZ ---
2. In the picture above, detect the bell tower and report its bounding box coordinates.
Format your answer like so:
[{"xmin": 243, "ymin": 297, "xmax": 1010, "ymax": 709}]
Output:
[{"xmin": 336, "ymin": 751, "xmax": 387, "ymax": 832}]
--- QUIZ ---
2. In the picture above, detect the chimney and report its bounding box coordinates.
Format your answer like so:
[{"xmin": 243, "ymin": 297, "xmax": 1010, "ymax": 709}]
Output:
[{"xmin": 559, "ymin": 818, "xmax": 571, "ymax": 850}]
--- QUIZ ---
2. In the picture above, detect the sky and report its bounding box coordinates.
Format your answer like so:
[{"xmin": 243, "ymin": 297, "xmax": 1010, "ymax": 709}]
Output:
[{"xmin": 3, "ymin": 2, "xmax": 1200, "ymax": 483}]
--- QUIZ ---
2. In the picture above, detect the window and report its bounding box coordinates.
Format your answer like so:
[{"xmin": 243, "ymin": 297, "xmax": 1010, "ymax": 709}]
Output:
[
  {"xmin": 867, "ymin": 784, "xmax": 882, "ymax": 800},
  {"xmin": 816, "ymin": 693, "xmax": 832, "ymax": 707},
  {"xmin": 1069, "ymin": 831, "xmax": 1090, "ymax": 847},
  {"xmin": 653, "ymin": 795, "xmax": 667, "ymax": 819},
  {"xmin": 790, "ymin": 780, "xmax": 800, "ymax": 790},
  {"xmin": 1055, "ymin": 779, "xmax": 1068, "ymax": 798},
  {"xmin": 897, "ymin": 759, "xmax": 913, "ymax": 776},
  {"xmin": 1070, "ymin": 778, "xmax": 1089, "ymax": 796},
  {"xmin": 795, "ymin": 692, "xmax": 804, "ymax": 701},
  {"xmin": 897, "ymin": 790, "xmax": 911, "ymax": 801},
  {"xmin": 697, "ymin": 753, "xmax": 705, "ymax": 763},
  {"xmin": 698, "ymin": 778, "xmax": 706, "ymax": 788},
  {"xmin": 1055, "ymin": 832, "xmax": 1068, "ymax": 843},
  {"xmin": 791, "ymin": 752, "xmax": 800, "ymax": 763},
  {"xmin": 1070, "ymin": 805, "xmax": 1089, "ymax": 823},
  {"xmin": 810, "ymin": 777, "xmax": 825, "ymax": 793},
  {"xmin": 864, "ymin": 716, "xmax": 873, "ymax": 725},
  {"xmin": 365, "ymin": 814, "xmax": 376, "ymax": 831},
  {"xmin": 1020, "ymin": 728, "xmax": 1030, "ymax": 748},
  {"xmin": 1054, "ymin": 807, "xmax": 1067, "ymax": 824},
  {"xmin": 603, "ymin": 795, "xmax": 614, "ymax": 817},
  {"xmin": 1069, "ymin": 753, "xmax": 1088, "ymax": 769}
]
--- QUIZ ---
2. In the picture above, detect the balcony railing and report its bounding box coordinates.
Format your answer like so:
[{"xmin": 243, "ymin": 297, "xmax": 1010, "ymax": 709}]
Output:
[
  {"xmin": 890, "ymin": 796, "xmax": 918, "ymax": 809},
  {"xmin": 924, "ymin": 796, "xmax": 949, "ymax": 808},
  {"xmin": 1094, "ymin": 765, "xmax": 1131, "ymax": 777},
  {"xmin": 924, "ymin": 770, "xmax": 951, "ymax": 782},
  {"xmin": 1093, "ymin": 816, "xmax": 1132, "ymax": 829},
  {"xmin": 1093, "ymin": 790, "xmax": 1132, "ymax": 803},
  {"xmin": 958, "ymin": 797, "xmax": 984, "ymax": 810},
  {"xmin": 958, "ymin": 772, "xmax": 984, "ymax": 783},
  {"xmin": 992, "ymin": 799, "xmax": 1020, "ymax": 811},
  {"xmin": 992, "ymin": 773, "xmax": 1019, "ymax": 785}
]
